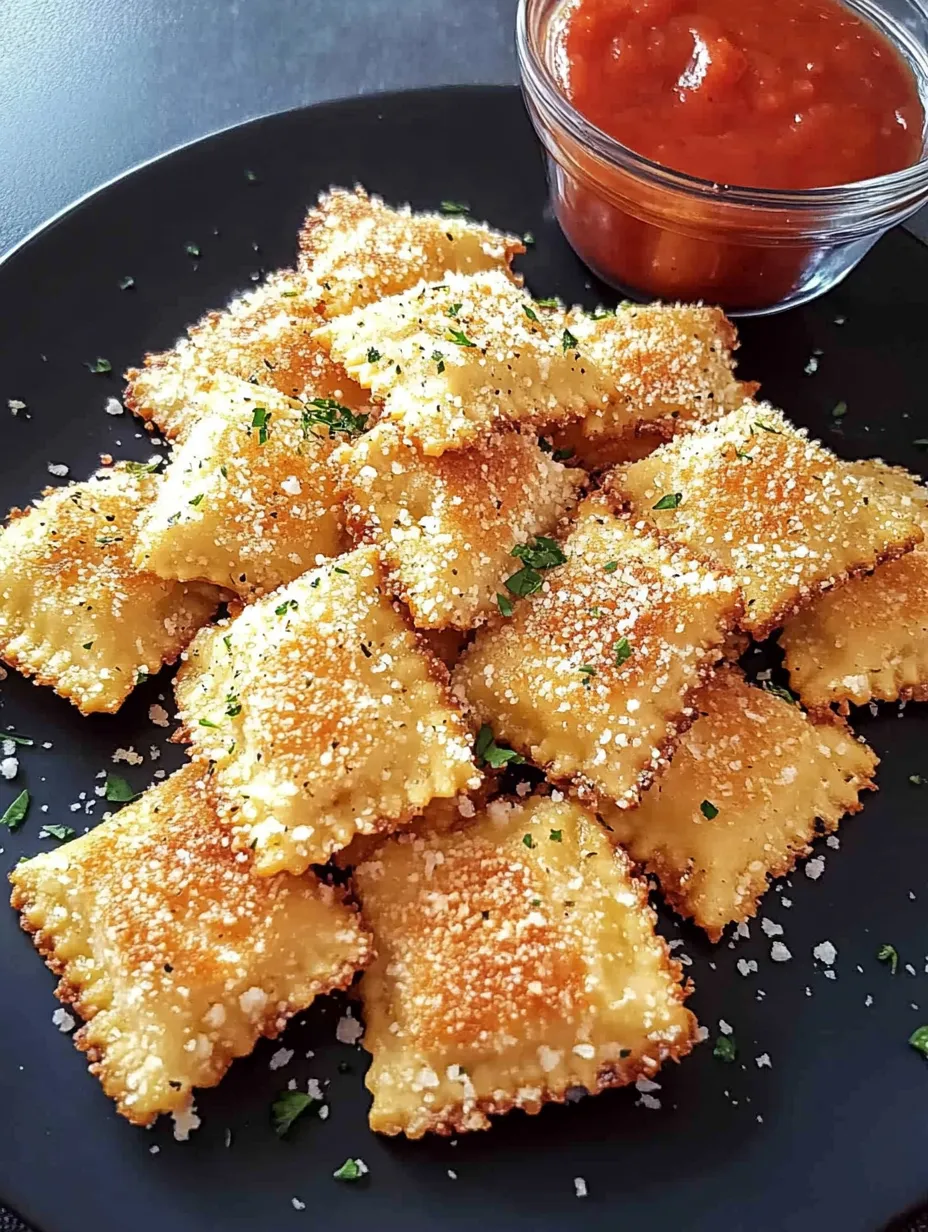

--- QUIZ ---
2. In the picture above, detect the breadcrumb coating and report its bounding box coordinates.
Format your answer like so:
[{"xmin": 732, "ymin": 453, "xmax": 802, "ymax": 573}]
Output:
[
  {"xmin": 124, "ymin": 269, "xmax": 367, "ymax": 440},
  {"xmin": 607, "ymin": 404, "xmax": 924, "ymax": 638},
  {"xmin": 356, "ymin": 793, "xmax": 697, "ymax": 1137},
  {"xmin": 9, "ymin": 763, "xmax": 371, "ymax": 1126},
  {"xmin": 135, "ymin": 384, "xmax": 347, "ymax": 598},
  {"xmin": 781, "ymin": 461, "xmax": 928, "ymax": 710},
  {"xmin": 336, "ymin": 422, "xmax": 585, "ymax": 629},
  {"xmin": 602, "ymin": 668, "xmax": 878, "ymax": 940},
  {"xmin": 174, "ymin": 545, "xmax": 479, "ymax": 875},
  {"xmin": 453, "ymin": 493, "xmax": 741, "ymax": 808},
  {"xmin": 298, "ymin": 186, "xmax": 525, "ymax": 318},
  {"xmin": 0, "ymin": 469, "xmax": 221, "ymax": 713}
]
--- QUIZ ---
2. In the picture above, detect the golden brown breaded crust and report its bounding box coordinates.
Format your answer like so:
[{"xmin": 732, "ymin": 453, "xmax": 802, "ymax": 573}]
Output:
[
  {"xmin": 123, "ymin": 269, "xmax": 367, "ymax": 440},
  {"xmin": 780, "ymin": 462, "xmax": 928, "ymax": 711},
  {"xmin": 606, "ymin": 404, "xmax": 924, "ymax": 639},
  {"xmin": 315, "ymin": 271, "xmax": 613, "ymax": 456},
  {"xmin": 556, "ymin": 303, "xmax": 758, "ymax": 462},
  {"xmin": 174, "ymin": 545, "xmax": 480, "ymax": 876},
  {"xmin": 336, "ymin": 422, "xmax": 586, "ymax": 629},
  {"xmin": 601, "ymin": 667, "xmax": 878, "ymax": 940},
  {"xmin": 355, "ymin": 794, "xmax": 698, "ymax": 1138},
  {"xmin": 298, "ymin": 186, "xmax": 525, "ymax": 317},
  {"xmin": 452, "ymin": 493, "xmax": 741, "ymax": 809},
  {"xmin": 134, "ymin": 384, "xmax": 348, "ymax": 598},
  {"xmin": 9, "ymin": 763, "xmax": 371, "ymax": 1126},
  {"xmin": 0, "ymin": 470, "xmax": 221, "ymax": 714}
]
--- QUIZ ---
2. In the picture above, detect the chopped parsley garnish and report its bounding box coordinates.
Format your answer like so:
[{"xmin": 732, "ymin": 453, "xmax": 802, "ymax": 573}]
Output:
[
  {"xmin": 753, "ymin": 419, "xmax": 781, "ymax": 434},
  {"xmin": 474, "ymin": 724, "xmax": 524, "ymax": 769},
  {"xmin": 225, "ymin": 695, "xmax": 242, "ymax": 718},
  {"xmin": 96, "ymin": 533, "xmax": 123, "ymax": 546},
  {"xmin": 222, "ymin": 634, "xmax": 233, "ymax": 652},
  {"xmin": 589, "ymin": 306, "xmax": 616, "ymax": 320},
  {"xmin": 909, "ymin": 1025, "xmax": 928, "ymax": 1059},
  {"xmin": 505, "ymin": 567, "xmax": 543, "ymax": 598},
  {"xmin": 536, "ymin": 297, "xmax": 559, "ymax": 308},
  {"xmin": 366, "ymin": 347, "xmax": 381, "ymax": 363},
  {"xmin": 188, "ymin": 493, "xmax": 204, "ymax": 507},
  {"xmin": 197, "ymin": 718, "xmax": 220, "ymax": 729},
  {"xmin": 562, "ymin": 328, "xmax": 579, "ymax": 353},
  {"xmin": 2, "ymin": 732, "xmax": 33, "ymax": 747},
  {"xmin": 104, "ymin": 774, "xmax": 140, "ymax": 804},
  {"xmin": 511, "ymin": 536, "xmax": 567, "ymax": 570},
  {"xmin": 86, "ymin": 357, "xmax": 112, "ymax": 374},
  {"xmin": 271, "ymin": 1090, "xmax": 317, "ymax": 1137},
  {"xmin": 832, "ymin": 400, "xmax": 848, "ymax": 419},
  {"xmin": 523, "ymin": 230, "xmax": 535, "ymax": 245},
  {"xmin": 700, "ymin": 799, "xmax": 719, "ymax": 820},
  {"xmin": 275, "ymin": 599, "xmax": 298, "ymax": 616},
  {"xmin": 761, "ymin": 681, "xmax": 799, "ymax": 705},
  {"xmin": 713, "ymin": 1035, "xmax": 737, "ymax": 1063},
  {"xmin": 497, "ymin": 593, "xmax": 514, "ymax": 617},
  {"xmin": 909, "ymin": 774, "xmax": 924, "ymax": 786},
  {"xmin": 0, "ymin": 790, "xmax": 30, "ymax": 831},
  {"xmin": 523, "ymin": 304, "xmax": 539, "ymax": 323},
  {"xmin": 653, "ymin": 492, "xmax": 682, "ymax": 510},
  {"xmin": 251, "ymin": 407, "xmax": 270, "ymax": 444},
  {"xmin": 82, "ymin": 640, "xmax": 94, "ymax": 650},
  {"xmin": 614, "ymin": 637, "xmax": 632, "ymax": 667},
  {"xmin": 447, "ymin": 327, "xmax": 477, "ymax": 348},
  {"xmin": 446, "ymin": 302, "xmax": 463, "ymax": 318},
  {"xmin": 135, "ymin": 668, "xmax": 148, "ymax": 686},
  {"xmin": 184, "ymin": 242, "xmax": 201, "ymax": 258},
  {"xmin": 432, "ymin": 349, "xmax": 446, "ymax": 374},
  {"xmin": 440, "ymin": 200, "xmax": 469, "ymax": 215},
  {"xmin": 734, "ymin": 448, "xmax": 753, "ymax": 461},
  {"xmin": 522, "ymin": 833, "xmax": 536, "ymax": 849},
  {"xmin": 553, "ymin": 446, "xmax": 574, "ymax": 461},
  {"xmin": 578, "ymin": 664, "xmax": 596, "ymax": 677},
  {"xmin": 244, "ymin": 168, "xmax": 258, "ymax": 183},
  {"xmin": 118, "ymin": 275, "xmax": 135, "ymax": 291},
  {"xmin": 333, "ymin": 566, "xmax": 349, "ymax": 575},
  {"xmin": 124, "ymin": 458, "xmax": 163, "ymax": 475},
  {"xmin": 333, "ymin": 1158, "xmax": 366, "ymax": 1181},
  {"xmin": 549, "ymin": 829, "xmax": 563, "ymax": 842},
  {"xmin": 877, "ymin": 944, "xmax": 899, "ymax": 975},
  {"xmin": 301, "ymin": 399, "xmax": 368, "ymax": 438},
  {"xmin": 604, "ymin": 561, "xmax": 618, "ymax": 573},
  {"xmin": 39, "ymin": 824, "xmax": 76, "ymax": 842}
]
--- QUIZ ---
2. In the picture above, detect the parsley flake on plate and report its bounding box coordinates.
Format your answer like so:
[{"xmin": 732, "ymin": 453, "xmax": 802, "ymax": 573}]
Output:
[
  {"xmin": 39, "ymin": 824, "xmax": 76, "ymax": 843},
  {"xmin": 440, "ymin": 200, "xmax": 469, "ymax": 215},
  {"xmin": 0, "ymin": 789, "xmax": 30, "ymax": 831},
  {"xmin": 85, "ymin": 357, "xmax": 112, "ymax": 375},
  {"xmin": 104, "ymin": 774, "xmax": 140, "ymax": 804},
  {"xmin": 909, "ymin": 1026, "xmax": 928, "ymax": 1059},
  {"xmin": 713, "ymin": 1036, "xmax": 737, "ymax": 1063},
  {"xmin": 877, "ymin": 944, "xmax": 899, "ymax": 975},
  {"xmin": 271, "ymin": 1090, "xmax": 317, "ymax": 1137},
  {"xmin": 333, "ymin": 1158, "xmax": 367, "ymax": 1181}
]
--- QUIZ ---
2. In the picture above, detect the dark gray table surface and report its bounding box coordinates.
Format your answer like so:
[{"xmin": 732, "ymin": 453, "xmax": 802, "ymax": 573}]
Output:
[{"xmin": 0, "ymin": 3, "xmax": 925, "ymax": 1231}]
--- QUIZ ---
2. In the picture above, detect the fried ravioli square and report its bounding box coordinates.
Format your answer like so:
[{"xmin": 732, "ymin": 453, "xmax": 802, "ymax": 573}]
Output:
[
  {"xmin": 555, "ymin": 304, "xmax": 757, "ymax": 467},
  {"xmin": 0, "ymin": 470, "xmax": 221, "ymax": 714},
  {"xmin": 174, "ymin": 545, "xmax": 479, "ymax": 875},
  {"xmin": 602, "ymin": 668, "xmax": 878, "ymax": 940},
  {"xmin": 134, "ymin": 383, "xmax": 348, "ymax": 598},
  {"xmin": 124, "ymin": 269, "xmax": 367, "ymax": 440},
  {"xmin": 452, "ymin": 495, "xmax": 740, "ymax": 808},
  {"xmin": 355, "ymin": 794, "xmax": 697, "ymax": 1138},
  {"xmin": 298, "ymin": 186, "xmax": 525, "ymax": 318},
  {"xmin": 316, "ymin": 271, "xmax": 611, "ymax": 456},
  {"xmin": 780, "ymin": 462, "xmax": 928, "ymax": 710},
  {"xmin": 607, "ymin": 404, "xmax": 924, "ymax": 638},
  {"xmin": 336, "ymin": 422, "xmax": 586, "ymax": 629},
  {"xmin": 9, "ymin": 764, "xmax": 371, "ymax": 1127}
]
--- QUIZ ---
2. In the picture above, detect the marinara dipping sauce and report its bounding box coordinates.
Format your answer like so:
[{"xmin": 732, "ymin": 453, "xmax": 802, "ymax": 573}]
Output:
[{"xmin": 518, "ymin": 0, "xmax": 928, "ymax": 312}]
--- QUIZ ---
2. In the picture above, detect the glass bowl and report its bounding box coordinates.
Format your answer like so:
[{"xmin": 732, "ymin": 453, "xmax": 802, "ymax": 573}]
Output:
[{"xmin": 517, "ymin": 0, "xmax": 928, "ymax": 315}]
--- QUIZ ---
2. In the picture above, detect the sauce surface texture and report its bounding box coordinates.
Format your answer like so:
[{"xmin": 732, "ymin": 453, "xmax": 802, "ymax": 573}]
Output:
[{"xmin": 556, "ymin": 0, "xmax": 924, "ymax": 189}]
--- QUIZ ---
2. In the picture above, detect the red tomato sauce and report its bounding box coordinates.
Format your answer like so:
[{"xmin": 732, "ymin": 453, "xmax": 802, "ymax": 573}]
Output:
[{"xmin": 556, "ymin": 0, "xmax": 923, "ymax": 190}]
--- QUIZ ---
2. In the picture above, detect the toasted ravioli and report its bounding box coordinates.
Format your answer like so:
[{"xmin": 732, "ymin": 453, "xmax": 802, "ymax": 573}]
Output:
[
  {"xmin": 298, "ymin": 186, "xmax": 525, "ymax": 317},
  {"xmin": 355, "ymin": 794, "xmax": 697, "ymax": 1138},
  {"xmin": 558, "ymin": 304, "xmax": 757, "ymax": 465},
  {"xmin": 175, "ymin": 546, "xmax": 479, "ymax": 875},
  {"xmin": 548, "ymin": 422, "xmax": 667, "ymax": 473},
  {"xmin": 607, "ymin": 404, "xmax": 923, "ymax": 638},
  {"xmin": 134, "ymin": 385, "xmax": 347, "ymax": 598},
  {"xmin": 601, "ymin": 668, "xmax": 877, "ymax": 940},
  {"xmin": 453, "ymin": 495, "xmax": 740, "ymax": 808},
  {"xmin": 336, "ymin": 422, "xmax": 586, "ymax": 629},
  {"xmin": 781, "ymin": 463, "xmax": 928, "ymax": 710},
  {"xmin": 0, "ymin": 471, "xmax": 220, "ymax": 714},
  {"xmin": 316, "ymin": 271, "xmax": 612, "ymax": 456},
  {"xmin": 9, "ymin": 764, "xmax": 371, "ymax": 1126},
  {"xmin": 124, "ymin": 269, "xmax": 366, "ymax": 440}
]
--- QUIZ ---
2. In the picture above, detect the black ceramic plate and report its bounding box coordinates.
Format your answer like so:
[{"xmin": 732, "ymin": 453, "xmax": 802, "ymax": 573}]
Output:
[{"xmin": 1, "ymin": 86, "xmax": 928, "ymax": 1232}]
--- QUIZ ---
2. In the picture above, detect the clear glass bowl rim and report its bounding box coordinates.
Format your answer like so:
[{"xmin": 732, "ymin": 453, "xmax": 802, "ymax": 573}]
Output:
[{"xmin": 516, "ymin": 0, "xmax": 928, "ymax": 213}]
